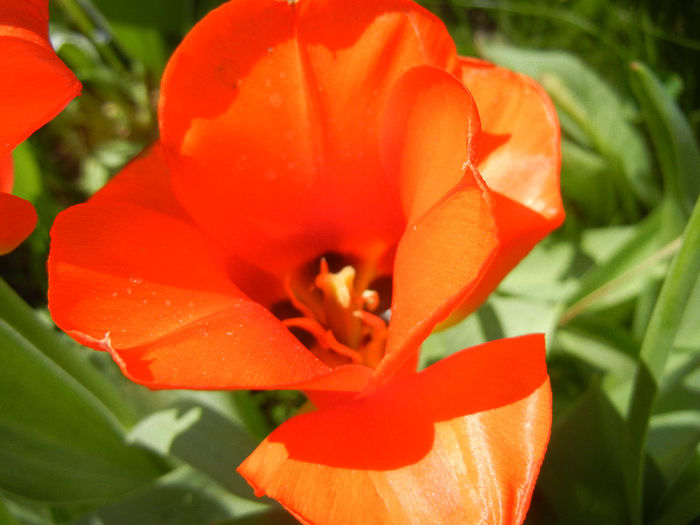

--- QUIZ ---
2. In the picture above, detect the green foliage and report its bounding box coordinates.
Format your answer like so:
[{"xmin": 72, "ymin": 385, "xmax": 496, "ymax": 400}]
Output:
[
  {"xmin": 0, "ymin": 0, "xmax": 698, "ymax": 523},
  {"xmin": 71, "ymin": 467, "xmax": 268, "ymax": 525},
  {"xmin": 128, "ymin": 399, "xmax": 258, "ymax": 498},
  {"xmin": 0, "ymin": 280, "xmax": 163, "ymax": 503},
  {"xmin": 630, "ymin": 62, "xmax": 700, "ymax": 217}
]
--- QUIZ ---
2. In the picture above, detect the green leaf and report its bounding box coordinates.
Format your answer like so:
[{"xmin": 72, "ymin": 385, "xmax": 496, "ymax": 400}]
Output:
[
  {"xmin": 498, "ymin": 237, "xmax": 578, "ymax": 302},
  {"xmin": 673, "ymin": 271, "xmax": 700, "ymax": 350},
  {"xmin": 0, "ymin": 499, "xmax": 22, "ymax": 525},
  {"xmin": 555, "ymin": 321, "xmax": 637, "ymax": 415},
  {"xmin": 0, "ymin": 279, "xmax": 136, "ymax": 427},
  {"xmin": 10, "ymin": 143, "xmax": 43, "ymax": 204},
  {"xmin": 129, "ymin": 400, "xmax": 258, "ymax": 499},
  {"xmin": 625, "ymin": 195, "xmax": 700, "ymax": 522},
  {"xmin": 73, "ymin": 467, "xmax": 267, "ymax": 525},
  {"xmin": 214, "ymin": 507, "xmax": 300, "ymax": 525},
  {"xmin": 560, "ymin": 139, "xmax": 616, "ymax": 224},
  {"xmin": 0, "ymin": 495, "xmax": 55, "ymax": 525},
  {"xmin": 560, "ymin": 201, "xmax": 684, "ymax": 323},
  {"xmin": 646, "ymin": 351, "xmax": 700, "ymax": 489},
  {"xmin": 90, "ymin": 0, "xmax": 193, "ymax": 33},
  {"xmin": 107, "ymin": 23, "xmax": 168, "ymax": 76},
  {"xmin": 487, "ymin": 295, "xmax": 561, "ymax": 340},
  {"xmin": 656, "ymin": 351, "xmax": 700, "ymax": 415},
  {"xmin": 647, "ymin": 411, "xmax": 700, "ymax": 485},
  {"xmin": 422, "ymin": 295, "xmax": 560, "ymax": 370},
  {"xmin": 650, "ymin": 452, "xmax": 700, "ymax": 525},
  {"xmin": 232, "ymin": 391, "xmax": 275, "ymax": 441},
  {"xmin": 420, "ymin": 314, "xmax": 486, "ymax": 369},
  {"xmin": 0, "ymin": 283, "xmax": 163, "ymax": 502},
  {"xmin": 630, "ymin": 62, "xmax": 700, "ymax": 216},
  {"xmin": 639, "ymin": 196, "xmax": 700, "ymax": 390},
  {"xmin": 579, "ymin": 226, "xmax": 638, "ymax": 266},
  {"xmin": 530, "ymin": 379, "xmax": 630, "ymax": 524}
]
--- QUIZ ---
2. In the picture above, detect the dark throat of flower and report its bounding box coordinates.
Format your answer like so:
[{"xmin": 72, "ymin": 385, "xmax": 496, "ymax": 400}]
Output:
[{"xmin": 274, "ymin": 254, "xmax": 392, "ymax": 369}]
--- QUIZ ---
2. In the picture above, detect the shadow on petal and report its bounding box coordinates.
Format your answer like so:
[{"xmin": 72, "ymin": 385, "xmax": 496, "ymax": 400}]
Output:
[
  {"xmin": 251, "ymin": 334, "xmax": 547, "ymax": 470},
  {"xmin": 239, "ymin": 335, "xmax": 551, "ymax": 524}
]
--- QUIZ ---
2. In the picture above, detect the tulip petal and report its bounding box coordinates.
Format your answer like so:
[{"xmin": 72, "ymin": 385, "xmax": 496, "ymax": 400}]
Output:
[
  {"xmin": 381, "ymin": 65, "xmax": 481, "ymax": 224},
  {"xmin": 0, "ymin": 153, "xmax": 11, "ymax": 193},
  {"xmin": 377, "ymin": 67, "xmax": 498, "ymax": 379},
  {"xmin": 0, "ymin": 158, "xmax": 37, "ymax": 254},
  {"xmin": 159, "ymin": 0, "xmax": 456, "ymax": 275},
  {"xmin": 460, "ymin": 58, "xmax": 562, "ymax": 221},
  {"xmin": 0, "ymin": 0, "xmax": 81, "ymax": 159},
  {"xmin": 448, "ymin": 58, "xmax": 564, "ymax": 318},
  {"xmin": 48, "ymin": 149, "xmax": 337, "ymax": 390},
  {"xmin": 239, "ymin": 334, "xmax": 551, "ymax": 525}
]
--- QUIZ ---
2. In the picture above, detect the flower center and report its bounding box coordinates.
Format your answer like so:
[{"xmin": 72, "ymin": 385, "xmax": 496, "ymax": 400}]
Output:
[{"xmin": 276, "ymin": 255, "xmax": 390, "ymax": 369}]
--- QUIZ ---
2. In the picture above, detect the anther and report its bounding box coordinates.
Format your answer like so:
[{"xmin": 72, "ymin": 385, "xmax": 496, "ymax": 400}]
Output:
[
  {"xmin": 315, "ymin": 264, "xmax": 356, "ymax": 309},
  {"xmin": 361, "ymin": 289, "xmax": 379, "ymax": 311}
]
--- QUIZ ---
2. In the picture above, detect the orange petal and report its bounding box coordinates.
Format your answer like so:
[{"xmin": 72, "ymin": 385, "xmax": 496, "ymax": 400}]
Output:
[
  {"xmin": 381, "ymin": 65, "xmax": 480, "ymax": 224},
  {"xmin": 0, "ymin": 0, "xmax": 81, "ymax": 158},
  {"xmin": 378, "ymin": 173, "xmax": 498, "ymax": 381},
  {"xmin": 0, "ymin": 153, "xmax": 12, "ymax": 193},
  {"xmin": 239, "ymin": 334, "xmax": 551, "ymax": 525},
  {"xmin": 0, "ymin": 173, "xmax": 37, "ymax": 255},
  {"xmin": 105, "ymin": 306, "xmax": 369, "ymax": 391},
  {"xmin": 90, "ymin": 143, "xmax": 289, "ymax": 308},
  {"xmin": 159, "ymin": 0, "xmax": 456, "ymax": 276},
  {"xmin": 377, "ymin": 67, "xmax": 498, "ymax": 380},
  {"xmin": 460, "ymin": 57, "xmax": 562, "ymax": 221},
  {"xmin": 450, "ymin": 58, "xmax": 564, "ymax": 319},
  {"xmin": 48, "ymin": 151, "xmax": 333, "ymax": 390}
]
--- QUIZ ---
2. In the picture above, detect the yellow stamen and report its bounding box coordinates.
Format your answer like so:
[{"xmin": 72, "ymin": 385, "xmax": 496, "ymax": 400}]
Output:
[
  {"xmin": 280, "ymin": 256, "xmax": 390, "ymax": 368},
  {"xmin": 361, "ymin": 289, "xmax": 379, "ymax": 311},
  {"xmin": 315, "ymin": 263, "xmax": 356, "ymax": 309}
]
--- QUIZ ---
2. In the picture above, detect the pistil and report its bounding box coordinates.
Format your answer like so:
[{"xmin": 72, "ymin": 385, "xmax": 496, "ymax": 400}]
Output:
[{"xmin": 280, "ymin": 257, "xmax": 389, "ymax": 368}]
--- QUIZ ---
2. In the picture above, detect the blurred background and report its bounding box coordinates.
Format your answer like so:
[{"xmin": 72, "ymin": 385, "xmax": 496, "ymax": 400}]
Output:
[{"xmin": 1, "ymin": 0, "xmax": 698, "ymax": 523}]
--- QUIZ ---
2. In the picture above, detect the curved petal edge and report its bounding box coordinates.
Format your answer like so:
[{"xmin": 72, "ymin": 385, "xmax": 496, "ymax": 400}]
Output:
[{"xmin": 239, "ymin": 334, "xmax": 552, "ymax": 525}]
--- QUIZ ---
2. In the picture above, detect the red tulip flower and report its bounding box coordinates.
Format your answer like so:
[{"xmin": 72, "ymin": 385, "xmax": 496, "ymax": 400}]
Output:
[
  {"xmin": 0, "ymin": 0, "xmax": 80, "ymax": 254},
  {"xmin": 48, "ymin": 0, "xmax": 563, "ymax": 523}
]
